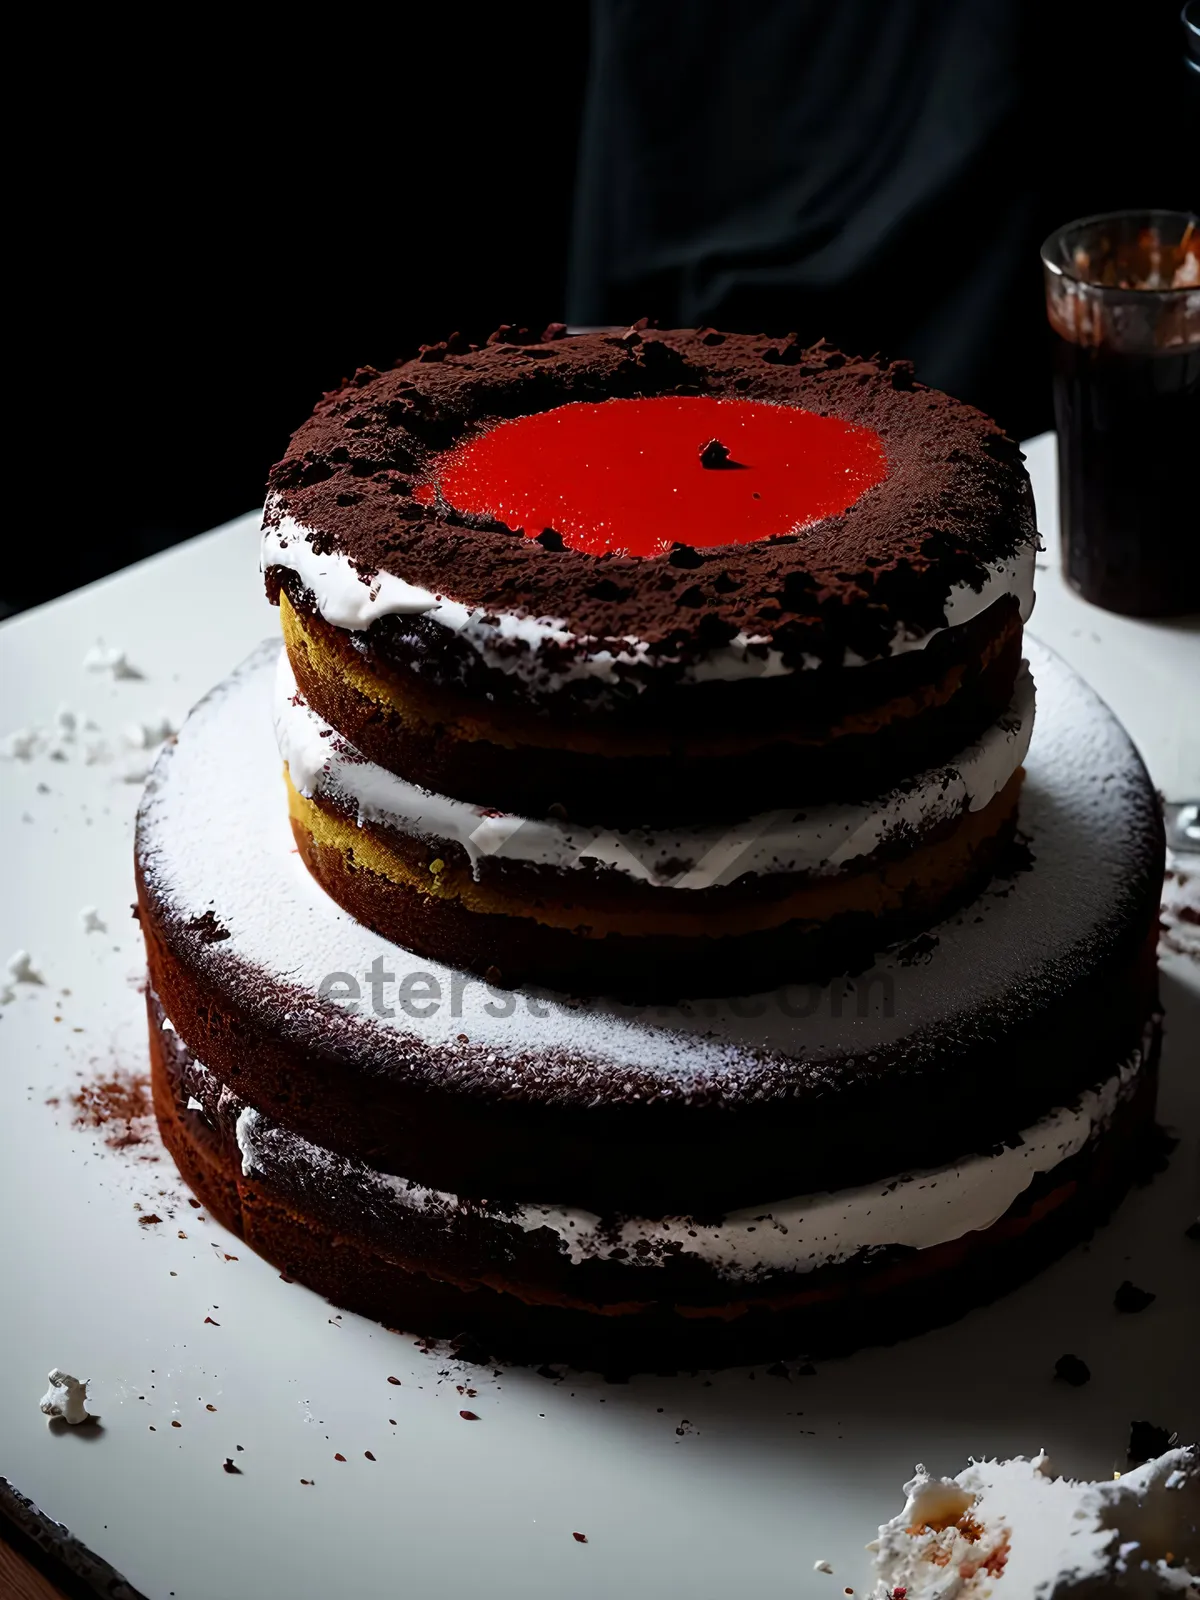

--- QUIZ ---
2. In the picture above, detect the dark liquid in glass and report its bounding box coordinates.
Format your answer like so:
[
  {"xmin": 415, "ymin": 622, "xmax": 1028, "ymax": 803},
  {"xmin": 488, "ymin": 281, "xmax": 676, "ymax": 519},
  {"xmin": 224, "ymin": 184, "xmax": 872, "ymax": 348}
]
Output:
[{"xmin": 1052, "ymin": 336, "xmax": 1200, "ymax": 616}]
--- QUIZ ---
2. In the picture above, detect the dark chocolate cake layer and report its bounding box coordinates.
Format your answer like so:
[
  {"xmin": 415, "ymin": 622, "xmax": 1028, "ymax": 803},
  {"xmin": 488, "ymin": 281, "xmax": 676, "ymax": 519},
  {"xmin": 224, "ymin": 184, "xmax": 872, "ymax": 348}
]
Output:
[
  {"xmin": 150, "ymin": 991, "xmax": 1161, "ymax": 1370},
  {"xmin": 284, "ymin": 774, "xmax": 1022, "ymax": 1000},
  {"xmin": 277, "ymin": 582, "xmax": 1024, "ymax": 823},
  {"xmin": 274, "ymin": 642, "xmax": 1035, "ymax": 998},
  {"xmin": 135, "ymin": 637, "xmax": 1163, "ymax": 1219}
]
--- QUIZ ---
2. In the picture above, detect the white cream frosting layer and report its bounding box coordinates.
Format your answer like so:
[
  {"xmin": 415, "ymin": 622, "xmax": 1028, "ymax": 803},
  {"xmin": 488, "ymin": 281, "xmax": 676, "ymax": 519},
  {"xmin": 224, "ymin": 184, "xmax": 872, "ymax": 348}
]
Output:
[
  {"xmin": 261, "ymin": 507, "xmax": 1035, "ymax": 690},
  {"xmin": 202, "ymin": 1038, "xmax": 1144, "ymax": 1283},
  {"xmin": 274, "ymin": 649, "xmax": 1036, "ymax": 889}
]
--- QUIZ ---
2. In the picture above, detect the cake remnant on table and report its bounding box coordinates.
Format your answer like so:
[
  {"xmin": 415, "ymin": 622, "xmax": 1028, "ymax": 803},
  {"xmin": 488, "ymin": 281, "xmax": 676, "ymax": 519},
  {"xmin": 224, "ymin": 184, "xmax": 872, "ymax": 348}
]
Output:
[
  {"xmin": 39, "ymin": 1370, "xmax": 93, "ymax": 1426},
  {"xmin": 1129, "ymin": 1421, "xmax": 1179, "ymax": 1465},
  {"xmin": 6, "ymin": 950, "xmax": 44, "ymax": 986},
  {"xmin": 1113, "ymin": 1279, "xmax": 1156, "ymax": 1314},
  {"xmin": 83, "ymin": 641, "xmax": 143, "ymax": 680},
  {"xmin": 1052, "ymin": 1353, "xmax": 1091, "ymax": 1387},
  {"xmin": 868, "ymin": 1447, "xmax": 1198, "ymax": 1596}
]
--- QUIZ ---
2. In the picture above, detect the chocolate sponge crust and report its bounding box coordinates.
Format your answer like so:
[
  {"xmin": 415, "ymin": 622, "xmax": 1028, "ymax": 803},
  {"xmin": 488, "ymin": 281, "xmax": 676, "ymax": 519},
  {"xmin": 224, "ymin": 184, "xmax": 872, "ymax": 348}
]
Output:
[
  {"xmin": 286, "ymin": 784, "xmax": 1022, "ymax": 1001},
  {"xmin": 264, "ymin": 329, "xmax": 1038, "ymax": 708},
  {"xmin": 281, "ymin": 574, "xmax": 1023, "ymax": 823},
  {"xmin": 136, "ymin": 835, "xmax": 1162, "ymax": 1217},
  {"xmin": 151, "ymin": 996, "xmax": 1162, "ymax": 1371}
]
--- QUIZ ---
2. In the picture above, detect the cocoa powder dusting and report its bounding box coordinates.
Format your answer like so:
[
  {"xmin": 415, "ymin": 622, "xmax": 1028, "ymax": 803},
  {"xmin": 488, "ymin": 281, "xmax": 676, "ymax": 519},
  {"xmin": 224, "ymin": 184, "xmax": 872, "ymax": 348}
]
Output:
[{"xmin": 71, "ymin": 1068, "xmax": 155, "ymax": 1150}]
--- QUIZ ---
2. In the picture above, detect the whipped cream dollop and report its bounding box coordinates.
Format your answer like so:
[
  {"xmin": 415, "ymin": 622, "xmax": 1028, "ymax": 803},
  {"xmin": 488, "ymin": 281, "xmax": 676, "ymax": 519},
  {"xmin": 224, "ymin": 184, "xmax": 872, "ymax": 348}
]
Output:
[
  {"xmin": 274, "ymin": 649, "xmax": 1036, "ymax": 889},
  {"xmin": 261, "ymin": 508, "xmax": 1035, "ymax": 689},
  {"xmin": 39, "ymin": 1369, "xmax": 92, "ymax": 1425},
  {"xmin": 869, "ymin": 1447, "xmax": 1198, "ymax": 1597}
]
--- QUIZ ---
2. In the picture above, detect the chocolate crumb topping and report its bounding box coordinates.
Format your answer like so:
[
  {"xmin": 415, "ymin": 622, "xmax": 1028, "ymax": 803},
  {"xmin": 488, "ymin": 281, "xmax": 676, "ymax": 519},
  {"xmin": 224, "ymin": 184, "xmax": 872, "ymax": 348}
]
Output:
[{"xmin": 264, "ymin": 329, "xmax": 1036, "ymax": 678}]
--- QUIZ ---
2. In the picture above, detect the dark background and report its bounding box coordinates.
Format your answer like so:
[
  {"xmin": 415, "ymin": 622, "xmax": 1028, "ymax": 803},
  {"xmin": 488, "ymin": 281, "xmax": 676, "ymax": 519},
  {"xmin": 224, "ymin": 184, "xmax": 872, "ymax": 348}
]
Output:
[{"xmin": 9, "ymin": 3, "xmax": 1193, "ymax": 616}]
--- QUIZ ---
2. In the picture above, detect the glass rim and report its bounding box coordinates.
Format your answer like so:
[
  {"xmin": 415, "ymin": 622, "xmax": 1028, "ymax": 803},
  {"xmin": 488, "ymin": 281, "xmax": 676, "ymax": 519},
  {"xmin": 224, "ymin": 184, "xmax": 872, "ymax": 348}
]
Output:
[{"xmin": 1040, "ymin": 208, "xmax": 1199, "ymax": 295}]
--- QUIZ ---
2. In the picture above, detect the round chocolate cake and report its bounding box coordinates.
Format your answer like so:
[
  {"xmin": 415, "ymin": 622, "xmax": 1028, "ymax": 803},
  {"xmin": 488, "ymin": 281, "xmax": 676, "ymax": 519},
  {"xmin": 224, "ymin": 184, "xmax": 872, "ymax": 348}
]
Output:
[{"xmin": 136, "ymin": 327, "xmax": 1163, "ymax": 1368}]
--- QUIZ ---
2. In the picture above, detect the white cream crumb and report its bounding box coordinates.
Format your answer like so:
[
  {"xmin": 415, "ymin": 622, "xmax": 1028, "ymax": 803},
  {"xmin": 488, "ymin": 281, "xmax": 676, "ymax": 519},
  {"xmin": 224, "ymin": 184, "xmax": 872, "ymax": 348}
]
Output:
[
  {"xmin": 813, "ymin": 1558, "xmax": 835, "ymax": 1573},
  {"xmin": 2, "ymin": 729, "xmax": 40, "ymax": 760},
  {"xmin": 6, "ymin": 950, "xmax": 44, "ymax": 985},
  {"xmin": 186, "ymin": 1096, "xmax": 203, "ymax": 1112},
  {"xmin": 40, "ymin": 1370, "xmax": 92, "ymax": 1425},
  {"xmin": 83, "ymin": 641, "xmax": 143, "ymax": 679},
  {"xmin": 123, "ymin": 715, "xmax": 174, "ymax": 750}
]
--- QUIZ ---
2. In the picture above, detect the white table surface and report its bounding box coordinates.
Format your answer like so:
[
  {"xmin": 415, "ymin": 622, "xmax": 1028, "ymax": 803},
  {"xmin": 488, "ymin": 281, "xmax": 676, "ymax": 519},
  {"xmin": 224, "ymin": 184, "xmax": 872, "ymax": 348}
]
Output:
[{"xmin": 0, "ymin": 434, "xmax": 1197, "ymax": 1600}]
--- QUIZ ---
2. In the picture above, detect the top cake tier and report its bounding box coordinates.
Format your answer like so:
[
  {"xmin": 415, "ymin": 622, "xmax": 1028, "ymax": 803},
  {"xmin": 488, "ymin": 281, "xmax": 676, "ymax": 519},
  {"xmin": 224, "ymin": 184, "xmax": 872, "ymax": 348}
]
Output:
[{"xmin": 262, "ymin": 327, "xmax": 1036, "ymax": 825}]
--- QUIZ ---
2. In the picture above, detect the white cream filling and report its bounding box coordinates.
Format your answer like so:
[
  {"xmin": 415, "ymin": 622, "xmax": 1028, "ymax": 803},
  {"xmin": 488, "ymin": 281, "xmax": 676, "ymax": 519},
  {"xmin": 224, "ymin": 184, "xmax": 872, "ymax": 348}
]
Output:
[
  {"xmin": 190, "ymin": 1038, "xmax": 1142, "ymax": 1282},
  {"xmin": 273, "ymin": 649, "xmax": 1036, "ymax": 889},
  {"xmin": 261, "ymin": 507, "xmax": 1035, "ymax": 690}
]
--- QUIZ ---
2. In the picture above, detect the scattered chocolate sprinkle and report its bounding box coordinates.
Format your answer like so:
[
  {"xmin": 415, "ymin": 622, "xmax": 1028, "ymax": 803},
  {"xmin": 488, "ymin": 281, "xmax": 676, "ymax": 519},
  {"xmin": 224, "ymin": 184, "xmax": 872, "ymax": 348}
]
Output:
[
  {"xmin": 1128, "ymin": 1419, "xmax": 1176, "ymax": 1463},
  {"xmin": 206, "ymin": 1404, "xmax": 217, "ymax": 1412},
  {"xmin": 186, "ymin": 909, "xmax": 231, "ymax": 943},
  {"xmin": 334, "ymin": 1453, "xmax": 346, "ymax": 1462},
  {"xmin": 171, "ymin": 1420, "xmax": 181, "ymax": 1429},
  {"xmin": 449, "ymin": 1334, "xmax": 492, "ymax": 1367},
  {"xmin": 204, "ymin": 1316, "xmax": 220, "ymax": 1326},
  {"xmin": 572, "ymin": 1532, "xmax": 588, "ymax": 1544},
  {"xmin": 387, "ymin": 1376, "xmax": 401, "ymax": 1385},
  {"xmin": 222, "ymin": 1458, "xmax": 241, "ymax": 1474},
  {"xmin": 71, "ymin": 1069, "xmax": 154, "ymax": 1150},
  {"xmin": 139, "ymin": 1214, "xmax": 162, "ymax": 1227},
  {"xmin": 699, "ymin": 438, "xmax": 741, "ymax": 470},
  {"xmin": 1054, "ymin": 1354, "xmax": 1091, "ymax": 1387},
  {"xmin": 1114, "ymin": 1280, "xmax": 1156, "ymax": 1313},
  {"xmin": 364, "ymin": 1451, "xmax": 376, "ymax": 1461},
  {"xmin": 300, "ymin": 1479, "xmax": 313, "ymax": 1486},
  {"xmin": 459, "ymin": 1410, "xmax": 479, "ymax": 1421}
]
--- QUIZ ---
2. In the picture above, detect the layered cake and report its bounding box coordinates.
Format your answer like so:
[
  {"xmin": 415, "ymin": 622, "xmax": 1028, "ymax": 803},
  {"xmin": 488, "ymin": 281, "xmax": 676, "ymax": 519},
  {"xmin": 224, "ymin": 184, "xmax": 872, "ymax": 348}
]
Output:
[{"xmin": 136, "ymin": 327, "xmax": 1164, "ymax": 1366}]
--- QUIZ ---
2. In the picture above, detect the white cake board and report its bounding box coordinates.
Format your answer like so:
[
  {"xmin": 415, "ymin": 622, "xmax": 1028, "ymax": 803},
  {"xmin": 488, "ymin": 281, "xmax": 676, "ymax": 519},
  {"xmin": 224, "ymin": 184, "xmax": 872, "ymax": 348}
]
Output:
[{"xmin": 0, "ymin": 436, "xmax": 1197, "ymax": 1600}]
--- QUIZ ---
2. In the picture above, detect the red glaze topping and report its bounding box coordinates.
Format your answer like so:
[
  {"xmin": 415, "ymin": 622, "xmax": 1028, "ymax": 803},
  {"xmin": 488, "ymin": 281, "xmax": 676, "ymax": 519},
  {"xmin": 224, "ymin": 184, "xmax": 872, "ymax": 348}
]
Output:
[{"xmin": 412, "ymin": 397, "xmax": 888, "ymax": 558}]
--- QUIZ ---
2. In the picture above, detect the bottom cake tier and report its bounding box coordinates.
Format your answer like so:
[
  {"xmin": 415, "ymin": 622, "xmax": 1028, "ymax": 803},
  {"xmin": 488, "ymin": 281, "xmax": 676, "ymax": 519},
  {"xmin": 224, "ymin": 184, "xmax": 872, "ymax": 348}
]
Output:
[
  {"xmin": 151, "ymin": 991, "xmax": 1160, "ymax": 1370},
  {"xmin": 135, "ymin": 636, "xmax": 1166, "ymax": 1369}
]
